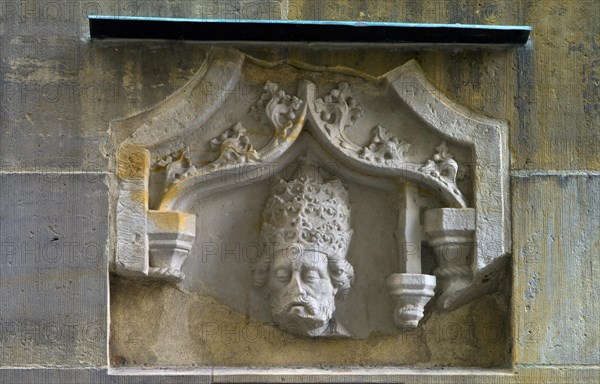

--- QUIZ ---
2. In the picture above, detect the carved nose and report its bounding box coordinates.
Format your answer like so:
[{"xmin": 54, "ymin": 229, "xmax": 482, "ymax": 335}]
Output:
[{"xmin": 288, "ymin": 272, "xmax": 306, "ymax": 296}]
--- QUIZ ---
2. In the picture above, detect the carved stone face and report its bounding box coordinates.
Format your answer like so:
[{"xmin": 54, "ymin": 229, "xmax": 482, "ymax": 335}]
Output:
[{"xmin": 268, "ymin": 248, "xmax": 337, "ymax": 337}]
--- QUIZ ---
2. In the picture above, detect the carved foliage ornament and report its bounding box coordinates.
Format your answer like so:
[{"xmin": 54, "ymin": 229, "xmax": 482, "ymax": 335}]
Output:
[
  {"xmin": 251, "ymin": 80, "xmax": 304, "ymax": 140},
  {"xmin": 151, "ymin": 82, "xmax": 305, "ymax": 192},
  {"xmin": 113, "ymin": 52, "xmax": 509, "ymax": 338},
  {"xmin": 208, "ymin": 122, "xmax": 260, "ymax": 168},
  {"xmin": 312, "ymin": 83, "xmax": 464, "ymax": 206},
  {"xmin": 359, "ymin": 125, "xmax": 411, "ymax": 163}
]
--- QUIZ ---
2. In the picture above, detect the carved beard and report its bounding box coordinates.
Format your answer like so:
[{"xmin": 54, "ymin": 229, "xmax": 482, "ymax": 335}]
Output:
[{"xmin": 271, "ymin": 294, "xmax": 335, "ymax": 336}]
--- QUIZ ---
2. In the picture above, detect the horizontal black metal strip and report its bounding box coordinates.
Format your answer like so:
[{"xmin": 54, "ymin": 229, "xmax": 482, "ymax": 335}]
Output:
[{"xmin": 89, "ymin": 16, "xmax": 531, "ymax": 45}]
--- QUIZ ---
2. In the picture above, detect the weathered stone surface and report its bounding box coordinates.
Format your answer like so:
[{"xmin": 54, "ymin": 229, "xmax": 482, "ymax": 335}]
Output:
[
  {"xmin": 285, "ymin": 0, "xmax": 600, "ymax": 171},
  {"xmin": 0, "ymin": 365, "xmax": 599, "ymax": 384},
  {"xmin": 0, "ymin": 173, "xmax": 108, "ymax": 366},
  {"xmin": 107, "ymin": 49, "xmax": 511, "ymax": 360},
  {"xmin": 110, "ymin": 275, "xmax": 509, "ymax": 367},
  {"xmin": 0, "ymin": 0, "xmax": 599, "ymax": 382},
  {"xmin": 424, "ymin": 208, "xmax": 476, "ymax": 235},
  {"xmin": 512, "ymin": 173, "xmax": 600, "ymax": 365},
  {"xmin": 4, "ymin": 1, "xmax": 597, "ymax": 172},
  {"xmin": 0, "ymin": 22, "xmax": 207, "ymax": 172}
]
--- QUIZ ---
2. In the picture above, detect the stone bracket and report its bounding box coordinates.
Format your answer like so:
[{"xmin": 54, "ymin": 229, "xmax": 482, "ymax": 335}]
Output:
[
  {"xmin": 424, "ymin": 208, "xmax": 479, "ymax": 310},
  {"xmin": 386, "ymin": 273, "xmax": 436, "ymax": 329},
  {"xmin": 147, "ymin": 210, "xmax": 196, "ymax": 282},
  {"xmin": 114, "ymin": 145, "xmax": 195, "ymax": 282}
]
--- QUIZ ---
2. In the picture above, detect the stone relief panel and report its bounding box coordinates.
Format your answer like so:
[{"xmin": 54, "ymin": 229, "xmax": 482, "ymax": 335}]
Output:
[{"xmin": 108, "ymin": 48, "xmax": 510, "ymax": 366}]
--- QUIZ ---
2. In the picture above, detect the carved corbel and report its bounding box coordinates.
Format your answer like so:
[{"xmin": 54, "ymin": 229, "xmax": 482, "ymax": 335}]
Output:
[
  {"xmin": 115, "ymin": 145, "xmax": 195, "ymax": 283},
  {"xmin": 147, "ymin": 210, "xmax": 195, "ymax": 282},
  {"xmin": 386, "ymin": 183, "xmax": 436, "ymax": 329},
  {"xmin": 424, "ymin": 208, "xmax": 476, "ymax": 309},
  {"xmin": 386, "ymin": 273, "xmax": 436, "ymax": 330}
]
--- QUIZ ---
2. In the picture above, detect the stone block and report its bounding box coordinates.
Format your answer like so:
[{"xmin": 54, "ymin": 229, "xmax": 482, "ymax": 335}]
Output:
[
  {"xmin": 512, "ymin": 173, "xmax": 600, "ymax": 365},
  {"xmin": 423, "ymin": 208, "xmax": 476, "ymax": 235},
  {"xmin": 0, "ymin": 173, "xmax": 108, "ymax": 366}
]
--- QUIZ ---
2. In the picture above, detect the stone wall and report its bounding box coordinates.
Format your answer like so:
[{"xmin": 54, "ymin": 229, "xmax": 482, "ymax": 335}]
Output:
[{"xmin": 0, "ymin": 1, "xmax": 598, "ymax": 382}]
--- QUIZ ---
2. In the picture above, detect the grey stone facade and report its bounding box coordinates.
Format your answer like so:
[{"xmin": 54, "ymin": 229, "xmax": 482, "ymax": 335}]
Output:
[{"xmin": 1, "ymin": 1, "xmax": 598, "ymax": 383}]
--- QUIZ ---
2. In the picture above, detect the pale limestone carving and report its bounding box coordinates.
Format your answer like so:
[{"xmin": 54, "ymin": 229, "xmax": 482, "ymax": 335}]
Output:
[
  {"xmin": 386, "ymin": 273, "xmax": 436, "ymax": 329},
  {"xmin": 116, "ymin": 145, "xmax": 196, "ymax": 283},
  {"xmin": 420, "ymin": 142, "xmax": 459, "ymax": 192},
  {"xmin": 251, "ymin": 81, "xmax": 303, "ymax": 133},
  {"xmin": 111, "ymin": 48, "xmax": 510, "ymax": 335},
  {"xmin": 207, "ymin": 122, "xmax": 260, "ymax": 169},
  {"xmin": 254, "ymin": 159, "xmax": 354, "ymax": 337},
  {"xmin": 153, "ymin": 147, "xmax": 197, "ymax": 189},
  {"xmin": 147, "ymin": 210, "xmax": 196, "ymax": 282},
  {"xmin": 152, "ymin": 81, "xmax": 305, "ymax": 191},
  {"xmin": 309, "ymin": 81, "xmax": 468, "ymax": 208},
  {"xmin": 314, "ymin": 82, "xmax": 363, "ymax": 149},
  {"xmin": 385, "ymin": 183, "xmax": 437, "ymax": 329},
  {"xmin": 359, "ymin": 125, "xmax": 410, "ymax": 164},
  {"xmin": 424, "ymin": 208, "xmax": 477, "ymax": 310}
]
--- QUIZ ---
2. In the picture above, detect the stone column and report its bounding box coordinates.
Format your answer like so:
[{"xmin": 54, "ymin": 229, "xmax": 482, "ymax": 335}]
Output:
[{"xmin": 386, "ymin": 183, "xmax": 436, "ymax": 329}]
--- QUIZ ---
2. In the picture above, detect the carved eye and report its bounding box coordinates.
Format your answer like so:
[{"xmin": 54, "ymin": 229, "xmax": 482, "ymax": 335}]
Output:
[
  {"xmin": 331, "ymin": 268, "xmax": 343, "ymax": 277},
  {"xmin": 303, "ymin": 270, "xmax": 320, "ymax": 283},
  {"xmin": 275, "ymin": 269, "xmax": 291, "ymax": 283}
]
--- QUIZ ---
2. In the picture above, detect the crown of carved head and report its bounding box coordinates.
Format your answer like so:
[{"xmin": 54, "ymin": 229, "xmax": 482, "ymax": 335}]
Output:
[{"xmin": 261, "ymin": 160, "xmax": 353, "ymax": 258}]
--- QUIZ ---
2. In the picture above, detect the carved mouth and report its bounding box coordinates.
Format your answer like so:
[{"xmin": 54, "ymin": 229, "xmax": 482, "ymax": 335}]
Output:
[
  {"xmin": 287, "ymin": 302, "xmax": 308, "ymax": 312},
  {"xmin": 289, "ymin": 304, "xmax": 307, "ymax": 316},
  {"xmin": 273, "ymin": 296, "xmax": 330, "ymax": 333},
  {"xmin": 283, "ymin": 298, "xmax": 316, "ymax": 316}
]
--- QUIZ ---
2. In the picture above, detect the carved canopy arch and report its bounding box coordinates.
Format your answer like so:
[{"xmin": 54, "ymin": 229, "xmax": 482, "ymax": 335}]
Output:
[{"xmin": 110, "ymin": 47, "xmax": 509, "ymax": 327}]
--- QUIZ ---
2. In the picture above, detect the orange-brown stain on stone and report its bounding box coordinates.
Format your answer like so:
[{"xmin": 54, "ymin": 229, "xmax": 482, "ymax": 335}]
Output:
[
  {"xmin": 149, "ymin": 211, "xmax": 195, "ymax": 233},
  {"xmin": 130, "ymin": 189, "xmax": 148, "ymax": 207},
  {"xmin": 118, "ymin": 145, "xmax": 150, "ymax": 180}
]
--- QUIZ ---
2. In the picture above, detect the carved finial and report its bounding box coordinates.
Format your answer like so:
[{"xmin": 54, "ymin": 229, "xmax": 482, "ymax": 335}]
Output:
[
  {"xmin": 251, "ymin": 81, "xmax": 303, "ymax": 137},
  {"xmin": 208, "ymin": 122, "xmax": 260, "ymax": 168},
  {"xmin": 152, "ymin": 147, "xmax": 197, "ymax": 187},
  {"xmin": 421, "ymin": 142, "xmax": 459, "ymax": 185},
  {"xmin": 314, "ymin": 83, "xmax": 363, "ymax": 138},
  {"xmin": 433, "ymin": 142, "xmax": 453, "ymax": 161},
  {"xmin": 359, "ymin": 125, "xmax": 410, "ymax": 164}
]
